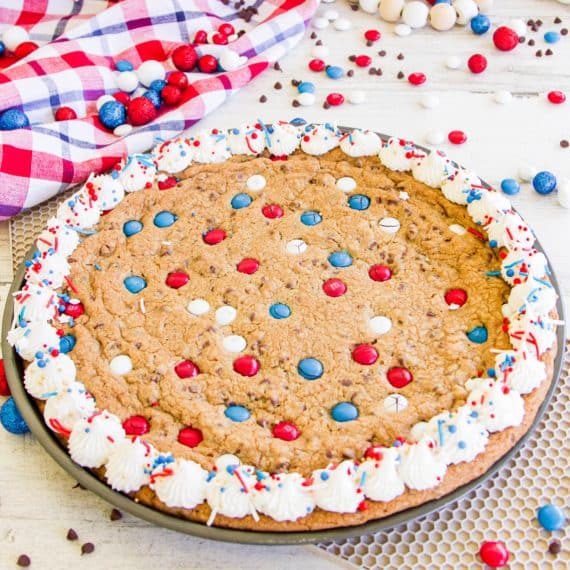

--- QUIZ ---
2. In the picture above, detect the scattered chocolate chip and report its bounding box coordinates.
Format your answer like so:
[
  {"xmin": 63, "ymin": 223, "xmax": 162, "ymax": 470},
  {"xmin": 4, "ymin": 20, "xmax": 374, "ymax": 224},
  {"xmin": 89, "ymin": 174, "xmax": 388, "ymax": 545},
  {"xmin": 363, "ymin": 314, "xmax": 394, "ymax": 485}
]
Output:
[
  {"xmin": 561, "ymin": 140, "xmax": 569, "ymax": 148},
  {"xmin": 527, "ymin": 19, "xmax": 534, "ymax": 26},
  {"xmin": 259, "ymin": 95, "xmax": 267, "ymax": 103},
  {"xmin": 366, "ymin": 40, "xmax": 373, "ymax": 47},
  {"xmin": 110, "ymin": 508, "xmax": 123, "ymax": 521},
  {"xmin": 397, "ymin": 53, "xmax": 404, "ymax": 60},
  {"xmin": 347, "ymin": 69, "xmax": 354, "ymax": 77},
  {"xmin": 397, "ymin": 71, "xmax": 404, "ymax": 79},
  {"xmin": 17, "ymin": 555, "xmax": 31, "ymax": 567},
  {"xmin": 368, "ymin": 68, "xmax": 376, "ymax": 75},
  {"xmin": 378, "ymin": 50, "xmax": 386, "ymax": 57},
  {"xmin": 546, "ymin": 48, "xmax": 553, "ymax": 55},
  {"xmin": 528, "ymin": 38, "xmax": 535, "ymax": 46},
  {"xmin": 274, "ymin": 81, "xmax": 282, "ymax": 90},
  {"xmin": 273, "ymin": 62, "xmax": 281, "ymax": 71},
  {"xmin": 292, "ymin": 99, "xmax": 300, "ymax": 107},
  {"xmin": 536, "ymin": 50, "xmax": 543, "ymax": 57},
  {"xmin": 561, "ymin": 28, "xmax": 568, "ymax": 36},
  {"xmin": 518, "ymin": 36, "xmax": 525, "ymax": 43},
  {"xmin": 67, "ymin": 528, "xmax": 79, "ymax": 541},
  {"xmin": 554, "ymin": 17, "xmax": 562, "ymax": 24},
  {"xmin": 351, "ymin": 3, "xmax": 358, "ymax": 10},
  {"xmin": 348, "ymin": 54, "xmax": 356, "ymax": 62},
  {"xmin": 315, "ymin": 39, "xmax": 323, "ymax": 46},
  {"xmin": 81, "ymin": 543, "xmax": 95, "ymax": 556},
  {"xmin": 323, "ymin": 101, "xmax": 330, "ymax": 109},
  {"xmin": 536, "ymin": 19, "xmax": 543, "ymax": 26},
  {"xmin": 310, "ymin": 31, "xmax": 317, "ymax": 39},
  {"xmin": 548, "ymin": 539, "xmax": 561, "ymax": 554},
  {"xmin": 376, "ymin": 67, "xmax": 383, "ymax": 76},
  {"xmin": 291, "ymin": 79, "xmax": 300, "ymax": 87}
]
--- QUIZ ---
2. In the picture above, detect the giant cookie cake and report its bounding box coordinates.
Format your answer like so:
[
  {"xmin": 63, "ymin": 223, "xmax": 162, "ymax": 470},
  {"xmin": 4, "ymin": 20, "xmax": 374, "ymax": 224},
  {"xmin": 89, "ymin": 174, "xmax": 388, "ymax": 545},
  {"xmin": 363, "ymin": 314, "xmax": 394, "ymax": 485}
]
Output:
[{"xmin": 8, "ymin": 121, "xmax": 559, "ymax": 531}]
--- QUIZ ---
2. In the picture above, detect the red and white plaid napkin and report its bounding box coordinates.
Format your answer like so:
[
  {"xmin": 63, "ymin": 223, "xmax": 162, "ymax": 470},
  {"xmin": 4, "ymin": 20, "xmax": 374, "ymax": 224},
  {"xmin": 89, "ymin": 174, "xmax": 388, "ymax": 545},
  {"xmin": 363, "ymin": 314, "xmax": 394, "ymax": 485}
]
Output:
[{"xmin": 0, "ymin": 0, "xmax": 318, "ymax": 220}]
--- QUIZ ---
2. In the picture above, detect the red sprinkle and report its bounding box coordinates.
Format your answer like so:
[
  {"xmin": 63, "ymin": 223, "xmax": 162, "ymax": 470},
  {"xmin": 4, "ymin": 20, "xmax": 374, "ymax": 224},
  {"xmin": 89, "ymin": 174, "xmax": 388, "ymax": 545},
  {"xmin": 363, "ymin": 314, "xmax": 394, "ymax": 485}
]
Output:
[
  {"xmin": 468, "ymin": 53, "xmax": 488, "ymax": 74},
  {"xmin": 198, "ymin": 54, "xmax": 218, "ymax": 73},
  {"xmin": 479, "ymin": 541, "xmax": 510, "ymax": 568},
  {"xmin": 352, "ymin": 344, "xmax": 379, "ymax": 365},
  {"xmin": 448, "ymin": 130, "xmax": 467, "ymax": 145},
  {"xmin": 236, "ymin": 258, "xmax": 260, "ymax": 274},
  {"xmin": 354, "ymin": 55, "xmax": 372, "ymax": 68},
  {"xmin": 174, "ymin": 360, "xmax": 200, "ymax": 379},
  {"xmin": 202, "ymin": 228, "xmax": 226, "ymax": 245},
  {"xmin": 323, "ymin": 278, "xmax": 347, "ymax": 297},
  {"xmin": 165, "ymin": 271, "xmax": 189, "ymax": 289},
  {"xmin": 309, "ymin": 58, "xmax": 326, "ymax": 72},
  {"xmin": 386, "ymin": 367, "xmax": 413, "ymax": 389},
  {"xmin": 178, "ymin": 427, "xmax": 203, "ymax": 448},
  {"xmin": 272, "ymin": 421, "xmax": 301, "ymax": 441},
  {"xmin": 368, "ymin": 264, "xmax": 392, "ymax": 282},
  {"xmin": 233, "ymin": 355, "xmax": 260, "ymax": 377},
  {"xmin": 54, "ymin": 107, "xmax": 77, "ymax": 121},
  {"xmin": 326, "ymin": 92, "xmax": 345, "ymax": 106},
  {"xmin": 261, "ymin": 204, "xmax": 284, "ymax": 219},
  {"xmin": 364, "ymin": 29, "xmax": 381, "ymax": 42},
  {"xmin": 444, "ymin": 288, "xmax": 468, "ymax": 308},
  {"xmin": 408, "ymin": 72, "xmax": 426, "ymax": 86},
  {"xmin": 64, "ymin": 302, "xmax": 84, "ymax": 318},
  {"xmin": 547, "ymin": 90, "xmax": 566, "ymax": 104},
  {"xmin": 364, "ymin": 445, "xmax": 384, "ymax": 461},
  {"xmin": 493, "ymin": 26, "xmax": 519, "ymax": 52},
  {"xmin": 123, "ymin": 415, "xmax": 149, "ymax": 436}
]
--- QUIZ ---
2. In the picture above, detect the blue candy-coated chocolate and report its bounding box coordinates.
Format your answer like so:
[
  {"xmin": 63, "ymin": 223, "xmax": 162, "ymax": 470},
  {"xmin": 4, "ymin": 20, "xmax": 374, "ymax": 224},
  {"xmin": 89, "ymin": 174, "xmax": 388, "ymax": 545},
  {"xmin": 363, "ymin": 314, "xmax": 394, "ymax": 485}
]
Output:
[
  {"xmin": 544, "ymin": 31, "xmax": 560, "ymax": 44},
  {"xmin": 269, "ymin": 302, "xmax": 291, "ymax": 319},
  {"xmin": 348, "ymin": 194, "xmax": 371, "ymax": 210},
  {"xmin": 298, "ymin": 81, "xmax": 316, "ymax": 94},
  {"xmin": 470, "ymin": 14, "xmax": 491, "ymax": 35},
  {"xmin": 143, "ymin": 89, "xmax": 161, "ymax": 109},
  {"xmin": 98, "ymin": 101, "xmax": 126, "ymax": 129},
  {"xmin": 224, "ymin": 405, "xmax": 251, "ymax": 422},
  {"xmin": 300, "ymin": 211, "xmax": 322, "ymax": 226},
  {"xmin": 297, "ymin": 358, "xmax": 324, "ymax": 380},
  {"xmin": 0, "ymin": 108, "xmax": 30, "ymax": 130},
  {"xmin": 466, "ymin": 325, "xmax": 488, "ymax": 344},
  {"xmin": 231, "ymin": 193, "xmax": 253, "ymax": 209},
  {"xmin": 153, "ymin": 211, "xmax": 177, "ymax": 228},
  {"xmin": 328, "ymin": 251, "xmax": 353, "ymax": 268},
  {"xmin": 59, "ymin": 335, "xmax": 76, "ymax": 354},
  {"xmin": 326, "ymin": 65, "xmax": 344, "ymax": 80},
  {"xmin": 500, "ymin": 178, "xmax": 520, "ymax": 195},
  {"xmin": 123, "ymin": 275, "xmax": 147, "ymax": 294},
  {"xmin": 537, "ymin": 504, "xmax": 566, "ymax": 531},
  {"xmin": 331, "ymin": 402, "xmax": 359, "ymax": 422},
  {"xmin": 0, "ymin": 397, "xmax": 29, "ymax": 435},
  {"xmin": 115, "ymin": 59, "xmax": 134, "ymax": 72},
  {"xmin": 532, "ymin": 171, "xmax": 557, "ymax": 195},
  {"xmin": 149, "ymin": 79, "xmax": 167, "ymax": 92},
  {"xmin": 123, "ymin": 220, "xmax": 143, "ymax": 237}
]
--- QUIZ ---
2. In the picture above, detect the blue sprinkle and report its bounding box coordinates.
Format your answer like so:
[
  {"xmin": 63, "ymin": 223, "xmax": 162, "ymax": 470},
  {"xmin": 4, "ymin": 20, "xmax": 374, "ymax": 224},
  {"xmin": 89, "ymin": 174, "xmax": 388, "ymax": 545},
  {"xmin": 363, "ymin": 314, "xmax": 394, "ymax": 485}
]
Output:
[
  {"xmin": 143, "ymin": 89, "xmax": 161, "ymax": 109},
  {"xmin": 488, "ymin": 368, "xmax": 496, "ymax": 377},
  {"xmin": 207, "ymin": 471, "xmax": 216, "ymax": 482},
  {"xmin": 35, "ymin": 351, "xmax": 43, "ymax": 359},
  {"xmin": 470, "ymin": 14, "xmax": 490, "ymax": 35},
  {"xmin": 298, "ymin": 82, "xmax": 315, "ymax": 94},
  {"xmin": 123, "ymin": 220, "xmax": 143, "ymax": 237},
  {"xmin": 298, "ymin": 358, "xmax": 324, "ymax": 380},
  {"xmin": 500, "ymin": 178, "xmax": 520, "ymax": 195},
  {"xmin": 506, "ymin": 269, "xmax": 515, "ymax": 277},
  {"xmin": 226, "ymin": 465, "xmax": 237, "ymax": 474},
  {"xmin": 458, "ymin": 441, "xmax": 467, "ymax": 449},
  {"xmin": 94, "ymin": 264, "xmax": 102, "ymax": 271},
  {"xmin": 489, "ymin": 240, "xmax": 498, "ymax": 248},
  {"xmin": 269, "ymin": 302, "xmax": 291, "ymax": 320},
  {"xmin": 537, "ymin": 504, "xmax": 566, "ymax": 531},
  {"xmin": 224, "ymin": 405, "xmax": 251, "ymax": 422},
  {"xmin": 532, "ymin": 171, "xmax": 557, "ymax": 195},
  {"xmin": 231, "ymin": 193, "xmax": 253, "ymax": 209},
  {"xmin": 256, "ymin": 470, "xmax": 267, "ymax": 480},
  {"xmin": 98, "ymin": 101, "xmax": 126, "ymax": 130},
  {"xmin": 300, "ymin": 210, "xmax": 322, "ymax": 226},
  {"xmin": 289, "ymin": 117, "xmax": 307, "ymax": 126},
  {"xmin": 320, "ymin": 472, "xmax": 330, "ymax": 481},
  {"xmin": 59, "ymin": 335, "xmax": 76, "ymax": 354},
  {"xmin": 0, "ymin": 108, "xmax": 30, "ymax": 131},
  {"xmin": 470, "ymin": 410, "xmax": 479, "ymax": 418},
  {"xmin": 123, "ymin": 275, "xmax": 147, "ymax": 294},
  {"xmin": 544, "ymin": 31, "xmax": 560, "ymax": 44},
  {"xmin": 326, "ymin": 65, "xmax": 344, "ymax": 80},
  {"xmin": 328, "ymin": 251, "xmax": 352, "ymax": 268},
  {"xmin": 448, "ymin": 424, "xmax": 457, "ymax": 434},
  {"xmin": 348, "ymin": 194, "xmax": 371, "ymax": 210},
  {"xmin": 466, "ymin": 325, "xmax": 488, "ymax": 344},
  {"xmin": 0, "ymin": 397, "xmax": 29, "ymax": 435},
  {"xmin": 115, "ymin": 59, "xmax": 134, "ymax": 72},
  {"xmin": 37, "ymin": 360, "xmax": 47, "ymax": 369},
  {"xmin": 149, "ymin": 79, "xmax": 167, "ymax": 92},
  {"xmin": 153, "ymin": 211, "xmax": 177, "ymax": 228},
  {"xmin": 331, "ymin": 402, "xmax": 359, "ymax": 422}
]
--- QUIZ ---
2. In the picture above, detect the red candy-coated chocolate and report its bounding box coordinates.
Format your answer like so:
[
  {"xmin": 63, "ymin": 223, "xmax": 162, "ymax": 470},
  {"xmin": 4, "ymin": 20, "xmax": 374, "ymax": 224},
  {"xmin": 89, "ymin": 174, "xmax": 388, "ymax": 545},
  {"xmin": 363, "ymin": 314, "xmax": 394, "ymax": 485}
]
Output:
[
  {"xmin": 493, "ymin": 26, "xmax": 518, "ymax": 51},
  {"xmin": 123, "ymin": 415, "xmax": 149, "ymax": 436},
  {"xmin": 308, "ymin": 58, "xmax": 326, "ymax": 72},
  {"xmin": 547, "ymin": 90, "xmax": 566, "ymax": 104},
  {"xmin": 387, "ymin": 367, "xmax": 413, "ymax": 389},
  {"xmin": 355, "ymin": 55, "xmax": 372, "ymax": 68},
  {"xmin": 127, "ymin": 96, "xmax": 157, "ymax": 126},
  {"xmin": 174, "ymin": 360, "xmax": 200, "ymax": 379},
  {"xmin": 468, "ymin": 53, "xmax": 487, "ymax": 74},
  {"xmin": 165, "ymin": 271, "xmax": 189, "ymax": 289},
  {"xmin": 178, "ymin": 426, "xmax": 203, "ymax": 448},
  {"xmin": 272, "ymin": 421, "xmax": 300, "ymax": 441},
  {"xmin": 172, "ymin": 44, "xmax": 198, "ymax": 72},
  {"xmin": 448, "ymin": 130, "xmax": 467, "ymax": 145},
  {"xmin": 198, "ymin": 54, "xmax": 218, "ymax": 73},
  {"xmin": 54, "ymin": 106, "xmax": 77, "ymax": 121},
  {"xmin": 261, "ymin": 204, "xmax": 284, "ymax": 219},
  {"xmin": 202, "ymin": 228, "xmax": 226, "ymax": 245},
  {"xmin": 368, "ymin": 264, "xmax": 392, "ymax": 282},
  {"xmin": 326, "ymin": 92, "xmax": 344, "ymax": 106},
  {"xmin": 479, "ymin": 541, "xmax": 510, "ymax": 568},
  {"xmin": 161, "ymin": 85, "xmax": 182, "ymax": 106},
  {"xmin": 15, "ymin": 41, "xmax": 39, "ymax": 59},
  {"xmin": 0, "ymin": 359, "xmax": 10, "ymax": 397},
  {"xmin": 364, "ymin": 445, "xmax": 384, "ymax": 461},
  {"xmin": 323, "ymin": 278, "xmax": 347, "ymax": 297},
  {"xmin": 211, "ymin": 32, "xmax": 228, "ymax": 45},
  {"xmin": 237, "ymin": 258, "xmax": 260, "ymax": 274},
  {"xmin": 233, "ymin": 355, "xmax": 260, "ymax": 377},
  {"xmin": 64, "ymin": 301, "xmax": 84, "ymax": 318},
  {"xmin": 364, "ymin": 29, "xmax": 381, "ymax": 42},
  {"xmin": 113, "ymin": 91, "xmax": 131, "ymax": 106},
  {"xmin": 408, "ymin": 72, "xmax": 426, "ymax": 86},
  {"xmin": 218, "ymin": 23, "xmax": 235, "ymax": 37},
  {"xmin": 167, "ymin": 71, "xmax": 189, "ymax": 91},
  {"xmin": 193, "ymin": 30, "xmax": 208, "ymax": 44},
  {"xmin": 352, "ymin": 344, "xmax": 379, "ymax": 365},
  {"xmin": 445, "ymin": 288, "xmax": 468, "ymax": 308}
]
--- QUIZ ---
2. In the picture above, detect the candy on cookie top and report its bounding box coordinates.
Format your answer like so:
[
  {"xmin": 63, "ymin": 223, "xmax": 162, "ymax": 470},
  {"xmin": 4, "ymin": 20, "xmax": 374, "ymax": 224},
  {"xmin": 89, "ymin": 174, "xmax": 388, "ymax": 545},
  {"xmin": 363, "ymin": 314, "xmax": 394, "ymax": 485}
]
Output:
[{"xmin": 8, "ymin": 120, "xmax": 559, "ymax": 525}]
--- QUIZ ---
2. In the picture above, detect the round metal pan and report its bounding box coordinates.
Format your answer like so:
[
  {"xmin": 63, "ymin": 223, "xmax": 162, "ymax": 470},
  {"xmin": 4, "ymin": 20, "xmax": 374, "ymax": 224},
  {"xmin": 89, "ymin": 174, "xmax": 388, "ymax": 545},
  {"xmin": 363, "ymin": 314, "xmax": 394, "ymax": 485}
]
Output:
[{"xmin": 2, "ymin": 132, "xmax": 566, "ymax": 545}]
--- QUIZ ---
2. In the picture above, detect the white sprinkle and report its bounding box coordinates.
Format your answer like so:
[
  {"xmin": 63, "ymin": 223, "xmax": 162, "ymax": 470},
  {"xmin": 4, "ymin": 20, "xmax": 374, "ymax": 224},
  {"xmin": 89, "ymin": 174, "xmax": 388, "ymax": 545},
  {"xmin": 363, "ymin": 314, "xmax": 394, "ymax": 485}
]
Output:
[
  {"xmin": 449, "ymin": 223, "xmax": 467, "ymax": 235},
  {"xmin": 425, "ymin": 130, "xmax": 445, "ymax": 146},
  {"xmin": 336, "ymin": 176, "xmax": 357, "ymax": 192},
  {"xmin": 187, "ymin": 298, "xmax": 210, "ymax": 316},
  {"xmin": 369, "ymin": 316, "xmax": 392, "ymax": 335},
  {"xmin": 139, "ymin": 298, "xmax": 146, "ymax": 314},
  {"xmin": 312, "ymin": 17, "xmax": 329, "ymax": 29},
  {"xmin": 517, "ymin": 165, "xmax": 537, "ymax": 182},
  {"xmin": 323, "ymin": 8, "xmax": 339, "ymax": 21},
  {"xmin": 399, "ymin": 191, "xmax": 410, "ymax": 201},
  {"xmin": 96, "ymin": 95, "xmax": 115, "ymax": 111},
  {"xmin": 420, "ymin": 93, "xmax": 440, "ymax": 109},
  {"xmin": 297, "ymin": 92, "xmax": 316, "ymax": 106},
  {"xmin": 379, "ymin": 217, "xmax": 401, "ymax": 234},
  {"xmin": 222, "ymin": 335, "xmax": 247, "ymax": 353},
  {"xmin": 114, "ymin": 124, "xmax": 133, "ymax": 137},
  {"xmin": 215, "ymin": 305, "xmax": 237, "ymax": 326},
  {"xmin": 394, "ymin": 24, "xmax": 412, "ymax": 37},
  {"xmin": 348, "ymin": 90, "xmax": 366, "ymax": 105},
  {"xmin": 286, "ymin": 239, "xmax": 307, "ymax": 255},
  {"xmin": 445, "ymin": 55, "xmax": 461, "ymax": 70},
  {"xmin": 333, "ymin": 17, "xmax": 352, "ymax": 31},
  {"xmin": 312, "ymin": 45, "xmax": 330, "ymax": 58},
  {"xmin": 110, "ymin": 355, "xmax": 132, "ymax": 376},
  {"xmin": 383, "ymin": 394, "xmax": 408, "ymax": 413},
  {"xmin": 494, "ymin": 90, "xmax": 513, "ymax": 105},
  {"xmin": 246, "ymin": 174, "xmax": 266, "ymax": 192}
]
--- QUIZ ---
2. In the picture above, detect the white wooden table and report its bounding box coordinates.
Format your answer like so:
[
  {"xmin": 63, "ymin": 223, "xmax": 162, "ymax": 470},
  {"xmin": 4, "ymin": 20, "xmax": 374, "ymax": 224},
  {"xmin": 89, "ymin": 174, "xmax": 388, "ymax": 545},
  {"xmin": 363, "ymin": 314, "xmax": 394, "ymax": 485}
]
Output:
[{"xmin": 1, "ymin": 1, "xmax": 569, "ymax": 568}]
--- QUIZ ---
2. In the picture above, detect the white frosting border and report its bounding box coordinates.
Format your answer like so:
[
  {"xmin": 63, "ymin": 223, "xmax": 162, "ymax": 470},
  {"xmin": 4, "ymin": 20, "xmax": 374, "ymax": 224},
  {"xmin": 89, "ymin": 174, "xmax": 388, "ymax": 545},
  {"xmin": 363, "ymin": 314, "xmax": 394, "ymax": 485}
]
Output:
[{"xmin": 8, "ymin": 120, "xmax": 559, "ymax": 525}]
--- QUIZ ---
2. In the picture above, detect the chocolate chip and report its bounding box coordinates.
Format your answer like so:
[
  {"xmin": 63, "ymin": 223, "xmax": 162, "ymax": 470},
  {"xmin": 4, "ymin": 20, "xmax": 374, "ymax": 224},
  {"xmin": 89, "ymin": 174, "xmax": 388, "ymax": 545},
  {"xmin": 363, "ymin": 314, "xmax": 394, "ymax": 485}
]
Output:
[
  {"xmin": 291, "ymin": 79, "xmax": 300, "ymax": 86},
  {"xmin": 310, "ymin": 31, "xmax": 317, "ymax": 39},
  {"xmin": 110, "ymin": 508, "xmax": 123, "ymax": 521},
  {"xmin": 536, "ymin": 50, "xmax": 543, "ymax": 57},
  {"xmin": 561, "ymin": 140, "xmax": 569, "ymax": 148},
  {"xmin": 366, "ymin": 40, "xmax": 373, "ymax": 47},
  {"xmin": 548, "ymin": 539, "xmax": 561, "ymax": 554},
  {"xmin": 368, "ymin": 68, "xmax": 376, "ymax": 75},
  {"xmin": 345, "ymin": 69, "xmax": 353, "ymax": 77},
  {"xmin": 292, "ymin": 99, "xmax": 300, "ymax": 107},
  {"xmin": 81, "ymin": 543, "xmax": 95, "ymax": 556},
  {"xmin": 545, "ymin": 49, "xmax": 553, "ymax": 56},
  {"xmin": 527, "ymin": 19, "xmax": 534, "ymax": 26},
  {"xmin": 397, "ymin": 53, "xmax": 404, "ymax": 60},
  {"xmin": 259, "ymin": 95, "xmax": 267, "ymax": 103},
  {"xmin": 67, "ymin": 528, "xmax": 78, "ymax": 541},
  {"xmin": 17, "ymin": 555, "xmax": 31, "ymax": 567},
  {"xmin": 528, "ymin": 38, "xmax": 535, "ymax": 45},
  {"xmin": 397, "ymin": 71, "xmax": 404, "ymax": 79},
  {"xmin": 537, "ymin": 19, "xmax": 543, "ymax": 26},
  {"xmin": 378, "ymin": 50, "xmax": 386, "ymax": 57},
  {"xmin": 351, "ymin": 3, "xmax": 358, "ymax": 10},
  {"xmin": 323, "ymin": 101, "xmax": 330, "ymax": 109},
  {"xmin": 274, "ymin": 81, "xmax": 282, "ymax": 90},
  {"xmin": 562, "ymin": 28, "xmax": 568, "ymax": 36},
  {"xmin": 348, "ymin": 55, "xmax": 356, "ymax": 62},
  {"xmin": 273, "ymin": 62, "xmax": 281, "ymax": 71},
  {"xmin": 554, "ymin": 17, "xmax": 562, "ymax": 24},
  {"xmin": 315, "ymin": 39, "xmax": 323, "ymax": 46},
  {"xmin": 518, "ymin": 36, "xmax": 525, "ymax": 43},
  {"xmin": 376, "ymin": 68, "xmax": 383, "ymax": 76}
]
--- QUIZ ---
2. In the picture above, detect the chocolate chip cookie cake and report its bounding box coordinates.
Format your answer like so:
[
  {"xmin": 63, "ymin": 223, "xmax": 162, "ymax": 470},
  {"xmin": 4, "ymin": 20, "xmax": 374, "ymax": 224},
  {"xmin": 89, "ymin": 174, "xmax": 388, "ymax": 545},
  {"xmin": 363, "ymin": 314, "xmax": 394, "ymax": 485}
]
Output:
[{"xmin": 8, "ymin": 120, "xmax": 559, "ymax": 531}]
